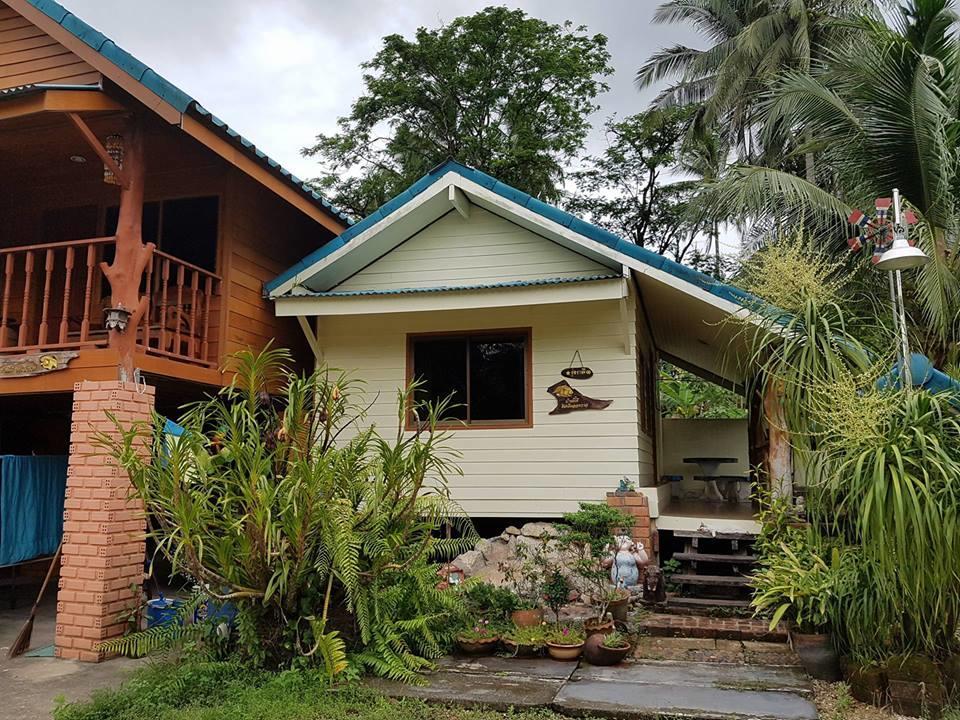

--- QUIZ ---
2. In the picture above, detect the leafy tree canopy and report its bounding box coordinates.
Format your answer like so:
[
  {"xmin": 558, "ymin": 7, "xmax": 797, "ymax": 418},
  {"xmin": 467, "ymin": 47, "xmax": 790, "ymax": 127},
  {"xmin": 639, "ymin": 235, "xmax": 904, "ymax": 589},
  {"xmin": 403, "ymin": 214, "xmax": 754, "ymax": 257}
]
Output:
[
  {"xmin": 566, "ymin": 107, "xmax": 698, "ymax": 260},
  {"xmin": 305, "ymin": 7, "xmax": 612, "ymax": 219}
]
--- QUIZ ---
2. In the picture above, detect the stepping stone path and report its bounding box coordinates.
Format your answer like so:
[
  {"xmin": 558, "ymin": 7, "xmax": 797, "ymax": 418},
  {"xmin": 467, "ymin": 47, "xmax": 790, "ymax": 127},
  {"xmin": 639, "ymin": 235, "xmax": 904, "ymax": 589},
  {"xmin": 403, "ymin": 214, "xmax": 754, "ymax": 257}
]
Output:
[{"xmin": 369, "ymin": 652, "xmax": 818, "ymax": 720}]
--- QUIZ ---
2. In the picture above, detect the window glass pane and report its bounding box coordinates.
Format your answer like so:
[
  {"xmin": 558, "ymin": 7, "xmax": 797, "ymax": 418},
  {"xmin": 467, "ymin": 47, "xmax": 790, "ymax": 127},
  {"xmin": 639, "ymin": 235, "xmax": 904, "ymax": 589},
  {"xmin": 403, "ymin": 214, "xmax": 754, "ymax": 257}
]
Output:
[
  {"xmin": 412, "ymin": 338, "xmax": 467, "ymax": 420},
  {"xmin": 470, "ymin": 338, "xmax": 525, "ymax": 421}
]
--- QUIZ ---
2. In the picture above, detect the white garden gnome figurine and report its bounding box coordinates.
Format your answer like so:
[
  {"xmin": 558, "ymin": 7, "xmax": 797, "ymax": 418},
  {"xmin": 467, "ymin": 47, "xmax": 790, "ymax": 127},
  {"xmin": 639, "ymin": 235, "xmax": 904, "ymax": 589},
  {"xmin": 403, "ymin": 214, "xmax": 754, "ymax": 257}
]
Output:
[{"xmin": 604, "ymin": 535, "xmax": 649, "ymax": 589}]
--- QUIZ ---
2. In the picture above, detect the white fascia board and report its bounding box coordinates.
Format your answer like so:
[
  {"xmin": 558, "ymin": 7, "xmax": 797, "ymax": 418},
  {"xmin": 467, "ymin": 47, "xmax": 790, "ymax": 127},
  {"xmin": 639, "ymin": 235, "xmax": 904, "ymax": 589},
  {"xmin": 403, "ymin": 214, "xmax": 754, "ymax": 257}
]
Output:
[
  {"xmin": 273, "ymin": 278, "xmax": 624, "ymax": 317},
  {"xmin": 267, "ymin": 172, "xmax": 463, "ymax": 298}
]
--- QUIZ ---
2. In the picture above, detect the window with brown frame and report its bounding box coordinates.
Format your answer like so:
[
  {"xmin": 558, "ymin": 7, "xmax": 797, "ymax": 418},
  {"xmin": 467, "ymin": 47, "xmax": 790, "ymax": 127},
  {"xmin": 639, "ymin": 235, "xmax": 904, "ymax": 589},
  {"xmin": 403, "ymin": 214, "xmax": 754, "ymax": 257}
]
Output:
[{"xmin": 406, "ymin": 329, "xmax": 532, "ymax": 429}]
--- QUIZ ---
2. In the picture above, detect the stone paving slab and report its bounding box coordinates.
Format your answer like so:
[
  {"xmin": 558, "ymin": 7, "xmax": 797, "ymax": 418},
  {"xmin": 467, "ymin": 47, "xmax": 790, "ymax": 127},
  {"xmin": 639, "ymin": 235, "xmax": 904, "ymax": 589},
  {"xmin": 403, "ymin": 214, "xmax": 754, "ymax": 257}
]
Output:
[
  {"xmin": 368, "ymin": 671, "xmax": 564, "ymax": 710},
  {"xmin": 574, "ymin": 661, "xmax": 812, "ymax": 695},
  {"xmin": 435, "ymin": 655, "xmax": 578, "ymax": 680},
  {"xmin": 554, "ymin": 679, "xmax": 818, "ymax": 720},
  {"xmin": 370, "ymin": 655, "xmax": 818, "ymax": 720}
]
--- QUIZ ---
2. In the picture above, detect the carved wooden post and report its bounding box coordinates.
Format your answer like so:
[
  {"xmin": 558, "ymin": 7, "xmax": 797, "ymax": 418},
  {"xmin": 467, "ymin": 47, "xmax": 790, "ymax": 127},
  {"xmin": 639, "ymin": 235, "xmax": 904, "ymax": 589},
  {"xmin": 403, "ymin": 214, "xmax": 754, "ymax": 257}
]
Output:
[
  {"xmin": 99, "ymin": 117, "xmax": 155, "ymax": 381},
  {"xmin": 763, "ymin": 382, "xmax": 793, "ymax": 499}
]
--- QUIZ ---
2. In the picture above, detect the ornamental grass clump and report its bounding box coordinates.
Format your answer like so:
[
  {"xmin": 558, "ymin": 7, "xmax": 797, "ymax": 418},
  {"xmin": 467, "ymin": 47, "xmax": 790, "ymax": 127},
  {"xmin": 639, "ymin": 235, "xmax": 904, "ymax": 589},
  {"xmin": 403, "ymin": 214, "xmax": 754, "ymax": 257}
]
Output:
[{"xmin": 96, "ymin": 346, "xmax": 476, "ymax": 682}]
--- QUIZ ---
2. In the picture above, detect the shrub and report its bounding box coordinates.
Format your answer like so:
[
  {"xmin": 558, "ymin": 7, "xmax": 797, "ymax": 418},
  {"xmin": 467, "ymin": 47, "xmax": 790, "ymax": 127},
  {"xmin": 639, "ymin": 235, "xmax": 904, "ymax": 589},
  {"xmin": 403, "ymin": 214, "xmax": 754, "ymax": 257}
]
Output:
[
  {"xmin": 96, "ymin": 347, "xmax": 476, "ymax": 681},
  {"xmin": 557, "ymin": 503, "xmax": 632, "ymax": 622}
]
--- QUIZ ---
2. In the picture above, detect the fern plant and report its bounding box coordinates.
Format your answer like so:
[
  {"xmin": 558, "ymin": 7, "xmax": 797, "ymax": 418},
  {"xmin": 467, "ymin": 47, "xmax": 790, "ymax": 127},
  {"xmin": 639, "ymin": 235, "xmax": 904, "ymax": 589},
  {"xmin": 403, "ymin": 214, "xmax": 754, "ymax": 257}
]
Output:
[{"xmin": 95, "ymin": 346, "xmax": 476, "ymax": 681}]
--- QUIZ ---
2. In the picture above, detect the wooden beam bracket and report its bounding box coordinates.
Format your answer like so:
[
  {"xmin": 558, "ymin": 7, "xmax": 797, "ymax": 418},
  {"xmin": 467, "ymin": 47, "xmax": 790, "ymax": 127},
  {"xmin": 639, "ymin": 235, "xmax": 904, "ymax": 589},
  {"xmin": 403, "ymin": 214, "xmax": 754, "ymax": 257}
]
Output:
[
  {"xmin": 296, "ymin": 315, "xmax": 323, "ymax": 365},
  {"xmin": 66, "ymin": 112, "xmax": 128, "ymax": 188},
  {"xmin": 449, "ymin": 185, "xmax": 470, "ymax": 220}
]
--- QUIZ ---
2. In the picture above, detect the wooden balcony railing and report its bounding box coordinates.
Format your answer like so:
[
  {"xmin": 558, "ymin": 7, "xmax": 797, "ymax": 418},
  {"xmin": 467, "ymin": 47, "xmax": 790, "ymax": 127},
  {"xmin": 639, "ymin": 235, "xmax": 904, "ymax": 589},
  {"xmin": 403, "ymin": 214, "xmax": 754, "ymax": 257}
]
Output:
[{"xmin": 0, "ymin": 237, "xmax": 221, "ymax": 367}]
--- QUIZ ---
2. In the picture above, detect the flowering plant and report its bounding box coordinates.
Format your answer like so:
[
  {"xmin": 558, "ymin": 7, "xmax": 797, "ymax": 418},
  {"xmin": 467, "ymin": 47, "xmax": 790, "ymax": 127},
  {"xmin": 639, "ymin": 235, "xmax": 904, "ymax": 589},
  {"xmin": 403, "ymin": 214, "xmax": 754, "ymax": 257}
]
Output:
[
  {"xmin": 457, "ymin": 618, "xmax": 498, "ymax": 642},
  {"xmin": 547, "ymin": 622, "xmax": 585, "ymax": 645}
]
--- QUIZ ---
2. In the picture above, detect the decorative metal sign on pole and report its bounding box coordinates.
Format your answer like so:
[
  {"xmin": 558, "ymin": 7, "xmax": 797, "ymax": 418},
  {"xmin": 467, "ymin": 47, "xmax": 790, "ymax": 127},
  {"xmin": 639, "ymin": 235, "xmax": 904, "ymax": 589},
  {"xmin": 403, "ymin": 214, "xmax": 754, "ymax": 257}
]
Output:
[{"xmin": 847, "ymin": 188, "xmax": 931, "ymax": 389}]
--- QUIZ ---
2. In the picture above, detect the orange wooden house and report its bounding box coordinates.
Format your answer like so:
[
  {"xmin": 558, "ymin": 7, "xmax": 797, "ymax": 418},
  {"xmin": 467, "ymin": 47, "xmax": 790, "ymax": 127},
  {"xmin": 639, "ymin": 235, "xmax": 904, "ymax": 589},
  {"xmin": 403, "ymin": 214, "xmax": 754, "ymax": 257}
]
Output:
[{"xmin": 0, "ymin": 0, "xmax": 347, "ymax": 660}]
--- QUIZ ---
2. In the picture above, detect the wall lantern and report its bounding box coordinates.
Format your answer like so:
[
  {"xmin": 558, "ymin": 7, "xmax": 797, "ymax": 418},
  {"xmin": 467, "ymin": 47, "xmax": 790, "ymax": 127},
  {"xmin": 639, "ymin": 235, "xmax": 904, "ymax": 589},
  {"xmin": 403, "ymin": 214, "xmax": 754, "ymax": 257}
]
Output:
[
  {"xmin": 104, "ymin": 305, "xmax": 132, "ymax": 333},
  {"xmin": 103, "ymin": 134, "xmax": 124, "ymax": 185}
]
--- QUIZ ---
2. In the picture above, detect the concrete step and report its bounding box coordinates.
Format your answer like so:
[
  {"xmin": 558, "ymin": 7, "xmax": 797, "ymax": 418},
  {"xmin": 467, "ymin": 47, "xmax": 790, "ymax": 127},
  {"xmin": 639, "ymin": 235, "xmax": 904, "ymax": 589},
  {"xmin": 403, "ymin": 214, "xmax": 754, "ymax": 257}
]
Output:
[
  {"xmin": 666, "ymin": 595, "xmax": 753, "ymax": 612},
  {"xmin": 673, "ymin": 552, "xmax": 758, "ymax": 564},
  {"xmin": 672, "ymin": 573, "xmax": 752, "ymax": 587}
]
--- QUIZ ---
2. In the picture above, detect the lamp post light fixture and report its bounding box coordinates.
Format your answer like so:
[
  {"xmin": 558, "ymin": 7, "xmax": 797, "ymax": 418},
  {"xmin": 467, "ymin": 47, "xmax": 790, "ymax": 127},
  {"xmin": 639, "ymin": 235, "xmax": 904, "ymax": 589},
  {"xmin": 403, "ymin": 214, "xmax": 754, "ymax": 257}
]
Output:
[
  {"xmin": 104, "ymin": 304, "xmax": 133, "ymax": 333},
  {"xmin": 847, "ymin": 188, "xmax": 930, "ymax": 390}
]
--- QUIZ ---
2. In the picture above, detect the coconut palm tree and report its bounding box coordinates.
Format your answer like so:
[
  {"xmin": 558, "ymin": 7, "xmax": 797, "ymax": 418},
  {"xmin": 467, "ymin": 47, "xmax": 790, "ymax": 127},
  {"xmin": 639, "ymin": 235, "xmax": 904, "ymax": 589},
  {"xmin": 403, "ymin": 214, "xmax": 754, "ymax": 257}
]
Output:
[
  {"xmin": 705, "ymin": 0, "xmax": 960, "ymax": 359},
  {"xmin": 637, "ymin": 0, "xmax": 870, "ymax": 164}
]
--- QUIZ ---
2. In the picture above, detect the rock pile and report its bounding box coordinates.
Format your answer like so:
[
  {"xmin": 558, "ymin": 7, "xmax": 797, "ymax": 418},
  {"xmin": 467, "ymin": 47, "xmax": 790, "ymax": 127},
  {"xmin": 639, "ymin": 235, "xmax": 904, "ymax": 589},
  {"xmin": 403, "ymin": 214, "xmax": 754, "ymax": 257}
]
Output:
[{"xmin": 452, "ymin": 522, "xmax": 561, "ymax": 583}]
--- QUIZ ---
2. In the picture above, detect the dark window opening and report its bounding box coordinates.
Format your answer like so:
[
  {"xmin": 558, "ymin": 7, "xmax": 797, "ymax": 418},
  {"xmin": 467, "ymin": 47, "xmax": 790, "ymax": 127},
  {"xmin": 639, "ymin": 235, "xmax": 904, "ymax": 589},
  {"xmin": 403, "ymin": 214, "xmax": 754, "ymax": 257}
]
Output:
[
  {"xmin": 410, "ymin": 330, "xmax": 529, "ymax": 426},
  {"xmin": 105, "ymin": 196, "xmax": 218, "ymax": 272}
]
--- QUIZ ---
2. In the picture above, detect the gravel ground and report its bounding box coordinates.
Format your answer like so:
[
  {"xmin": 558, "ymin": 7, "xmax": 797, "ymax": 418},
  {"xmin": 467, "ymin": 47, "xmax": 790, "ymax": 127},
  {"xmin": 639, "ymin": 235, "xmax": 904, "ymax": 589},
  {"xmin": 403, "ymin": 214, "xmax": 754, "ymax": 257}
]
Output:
[{"xmin": 812, "ymin": 681, "xmax": 905, "ymax": 720}]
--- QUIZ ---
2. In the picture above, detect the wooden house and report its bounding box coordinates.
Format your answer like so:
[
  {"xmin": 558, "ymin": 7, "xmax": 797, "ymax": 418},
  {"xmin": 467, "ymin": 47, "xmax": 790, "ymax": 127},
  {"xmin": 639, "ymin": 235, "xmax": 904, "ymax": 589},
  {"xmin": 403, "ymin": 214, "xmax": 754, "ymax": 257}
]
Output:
[{"xmin": 0, "ymin": 0, "xmax": 348, "ymax": 660}]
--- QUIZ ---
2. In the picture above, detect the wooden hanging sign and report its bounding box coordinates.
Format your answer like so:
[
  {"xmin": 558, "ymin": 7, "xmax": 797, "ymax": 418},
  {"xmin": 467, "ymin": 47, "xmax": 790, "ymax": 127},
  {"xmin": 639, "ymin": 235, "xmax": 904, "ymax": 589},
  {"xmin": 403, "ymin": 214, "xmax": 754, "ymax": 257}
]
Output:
[
  {"xmin": 561, "ymin": 350, "xmax": 594, "ymax": 380},
  {"xmin": 0, "ymin": 351, "xmax": 78, "ymax": 378},
  {"xmin": 547, "ymin": 379, "xmax": 612, "ymax": 415}
]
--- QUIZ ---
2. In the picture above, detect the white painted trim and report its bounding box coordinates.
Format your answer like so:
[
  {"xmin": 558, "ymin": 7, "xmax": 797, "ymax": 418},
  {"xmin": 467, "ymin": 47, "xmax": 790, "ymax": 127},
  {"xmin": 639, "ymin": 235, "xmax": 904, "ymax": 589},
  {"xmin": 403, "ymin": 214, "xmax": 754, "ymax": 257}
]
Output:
[
  {"xmin": 449, "ymin": 185, "xmax": 470, "ymax": 219},
  {"xmin": 296, "ymin": 315, "xmax": 323, "ymax": 363},
  {"xmin": 274, "ymin": 278, "xmax": 624, "ymax": 317},
  {"xmin": 271, "ymin": 169, "xmax": 756, "ymax": 324}
]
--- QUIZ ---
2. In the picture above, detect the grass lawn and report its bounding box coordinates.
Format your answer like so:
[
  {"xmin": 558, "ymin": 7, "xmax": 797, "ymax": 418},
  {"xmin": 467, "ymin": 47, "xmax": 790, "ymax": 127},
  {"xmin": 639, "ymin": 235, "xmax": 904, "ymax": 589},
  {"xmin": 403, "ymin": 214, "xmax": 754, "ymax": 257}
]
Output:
[{"xmin": 53, "ymin": 660, "xmax": 576, "ymax": 720}]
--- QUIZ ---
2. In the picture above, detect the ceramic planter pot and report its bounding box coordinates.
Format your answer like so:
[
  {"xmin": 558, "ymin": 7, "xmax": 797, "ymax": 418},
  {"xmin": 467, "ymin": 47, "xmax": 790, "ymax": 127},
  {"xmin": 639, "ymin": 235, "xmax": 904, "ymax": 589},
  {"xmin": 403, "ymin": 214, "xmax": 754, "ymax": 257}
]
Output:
[
  {"xmin": 583, "ymin": 633, "xmax": 631, "ymax": 666},
  {"xmin": 511, "ymin": 608, "xmax": 544, "ymax": 628},
  {"xmin": 608, "ymin": 591, "xmax": 631, "ymax": 623},
  {"xmin": 503, "ymin": 639, "xmax": 542, "ymax": 658},
  {"xmin": 547, "ymin": 641, "xmax": 584, "ymax": 661},
  {"xmin": 791, "ymin": 631, "xmax": 841, "ymax": 681},
  {"xmin": 457, "ymin": 636, "xmax": 499, "ymax": 655},
  {"xmin": 585, "ymin": 617, "xmax": 615, "ymax": 637}
]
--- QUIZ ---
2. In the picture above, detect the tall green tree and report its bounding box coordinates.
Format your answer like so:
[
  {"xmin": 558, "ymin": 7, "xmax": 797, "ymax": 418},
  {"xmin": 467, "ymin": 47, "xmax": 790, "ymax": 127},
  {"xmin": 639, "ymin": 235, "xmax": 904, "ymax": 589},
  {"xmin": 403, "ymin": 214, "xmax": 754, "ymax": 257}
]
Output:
[
  {"xmin": 636, "ymin": 0, "xmax": 867, "ymax": 162},
  {"xmin": 565, "ymin": 108, "xmax": 699, "ymax": 261},
  {"xmin": 305, "ymin": 7, "xmax": 612, "ymax": 218},
  {"xmin": 705, "ymin": 0, "xmax": 960, "ymax": 361}
]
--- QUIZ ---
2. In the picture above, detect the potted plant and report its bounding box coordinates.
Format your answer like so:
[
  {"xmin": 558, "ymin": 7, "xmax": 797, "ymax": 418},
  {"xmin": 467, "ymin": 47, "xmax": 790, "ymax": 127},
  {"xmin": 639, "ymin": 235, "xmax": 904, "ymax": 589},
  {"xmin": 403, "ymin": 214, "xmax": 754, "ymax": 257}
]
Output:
[
  {"xmin": 546, "ymin": 622, "xmax": 586, "ymax": 661},
  {"xmin": 542, "ymin": 568, "xmax": 570, "ymax": 623},
  {"xmin": 751, "ymin": 541, "xmax": 841, "ymax": 680},
  {"xmin": 460, "ymin": 580, "xmax": 518, "ymax": 623},
  {"xmin": 456, "ymin": 618, "xmax": 500, "ymax": 655},
  {"xmin": 557, "ymin": 503, "xmax": 634, "ymax": 634},
  {"xmin": 584, "ymin": 630, "xmax": 632, "ymax": 666},
  {"xmin": 502, "ymin": 623, "xmax": 547, "ymax": 657},
  {"xmin": 500, "ymin": 535, "xmax": 550, "ymax": 627}
]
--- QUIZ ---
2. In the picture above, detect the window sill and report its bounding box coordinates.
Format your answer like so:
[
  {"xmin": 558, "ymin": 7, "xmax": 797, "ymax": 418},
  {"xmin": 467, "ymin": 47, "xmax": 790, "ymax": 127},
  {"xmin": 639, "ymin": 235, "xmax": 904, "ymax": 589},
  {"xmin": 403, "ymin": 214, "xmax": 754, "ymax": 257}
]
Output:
[{"xmin": 405, "ymin": 419, "xmax": 533, "ymax": 432}]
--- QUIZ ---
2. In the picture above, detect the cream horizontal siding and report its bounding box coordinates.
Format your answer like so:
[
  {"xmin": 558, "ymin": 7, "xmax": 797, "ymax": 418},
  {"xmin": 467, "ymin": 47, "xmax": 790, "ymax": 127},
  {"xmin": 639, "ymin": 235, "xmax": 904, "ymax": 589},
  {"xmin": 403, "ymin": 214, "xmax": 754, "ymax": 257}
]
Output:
[
  {"xmin": 335, "ymin": 207, "xmax": 611, "ymax": 291},
  {"xmin": 316, "ymin": 297, "xmax": 647, "ymax": 517}
]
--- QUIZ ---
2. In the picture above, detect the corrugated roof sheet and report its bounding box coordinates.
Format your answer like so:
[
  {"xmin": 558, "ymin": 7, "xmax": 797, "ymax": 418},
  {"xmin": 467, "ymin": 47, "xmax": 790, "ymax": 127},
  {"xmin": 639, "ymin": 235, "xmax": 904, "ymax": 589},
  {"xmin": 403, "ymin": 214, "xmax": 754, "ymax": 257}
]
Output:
[
  {"xmin": 23, "ymin": 0, "xmax": 351, "ymax": 226},
  {"xmin": 267, "ymin": 159, "xmax": 760, "ymax": 311},
  {"xmin": 288, "ymin": 274, "xmax": 621, "ymax": 298}
]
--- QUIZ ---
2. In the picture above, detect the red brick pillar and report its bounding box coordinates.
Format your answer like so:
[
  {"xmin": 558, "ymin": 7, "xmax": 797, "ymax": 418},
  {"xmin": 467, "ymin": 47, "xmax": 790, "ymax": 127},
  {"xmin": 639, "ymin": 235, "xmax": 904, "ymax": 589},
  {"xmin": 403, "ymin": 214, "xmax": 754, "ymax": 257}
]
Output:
[
  {"xmin": 607, "ymin": 491, "xmax": 658, "ymax": 562},
  {"xmin": 56, "ymin": 380, "xmax": 154, "ymax": 662}
]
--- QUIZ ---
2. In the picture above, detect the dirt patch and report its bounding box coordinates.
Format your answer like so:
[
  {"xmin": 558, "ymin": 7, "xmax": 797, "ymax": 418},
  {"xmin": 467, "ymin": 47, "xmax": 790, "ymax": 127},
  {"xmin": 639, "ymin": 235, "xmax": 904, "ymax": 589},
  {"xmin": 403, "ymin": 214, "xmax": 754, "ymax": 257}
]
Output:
[{"xmin": 813, "ymin": 680, "xmax": 902, "ymax": 720}]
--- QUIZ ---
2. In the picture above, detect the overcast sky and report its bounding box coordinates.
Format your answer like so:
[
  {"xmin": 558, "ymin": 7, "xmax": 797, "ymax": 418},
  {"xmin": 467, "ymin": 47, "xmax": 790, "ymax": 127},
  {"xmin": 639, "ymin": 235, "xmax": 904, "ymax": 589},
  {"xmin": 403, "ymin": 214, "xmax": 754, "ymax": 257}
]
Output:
[{"xmin": 59, "ymin": 1, "xmax": 736, "ymax": 253}]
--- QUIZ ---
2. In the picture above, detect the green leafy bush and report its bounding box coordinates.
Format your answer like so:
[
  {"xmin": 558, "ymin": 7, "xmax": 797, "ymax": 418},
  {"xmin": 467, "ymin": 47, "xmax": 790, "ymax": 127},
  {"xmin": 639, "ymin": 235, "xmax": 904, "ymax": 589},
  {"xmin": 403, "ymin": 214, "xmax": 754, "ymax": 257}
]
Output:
[
  {"xmin": 96, "ymin": 347, "xmax": 476, "ymax": 681},
  {"xmin": 557, "ymin": 503, "xmax": 633, "ymax": 622},
  {"xmin": 459, "ymin": 581, "xmax": 518, "ymax": 620}
]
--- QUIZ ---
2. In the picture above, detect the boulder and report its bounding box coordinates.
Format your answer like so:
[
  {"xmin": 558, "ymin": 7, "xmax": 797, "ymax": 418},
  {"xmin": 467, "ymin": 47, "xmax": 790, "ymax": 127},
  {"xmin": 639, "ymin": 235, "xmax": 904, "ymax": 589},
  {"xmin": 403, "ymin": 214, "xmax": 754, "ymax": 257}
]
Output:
[
  {"xmin": 480, "ymin": 537, "xmax": 513, "ymax": 564},
  {"xmin": 520, "ymin": 522, "xmax": 559, "ymax": 538},
  {"xmin": 504, "ymin": 525, "xmax": 522, "ymax": 536},
  {"xmin": 455, "ymin": 549, "xmax": 485, "ymax": 576}
]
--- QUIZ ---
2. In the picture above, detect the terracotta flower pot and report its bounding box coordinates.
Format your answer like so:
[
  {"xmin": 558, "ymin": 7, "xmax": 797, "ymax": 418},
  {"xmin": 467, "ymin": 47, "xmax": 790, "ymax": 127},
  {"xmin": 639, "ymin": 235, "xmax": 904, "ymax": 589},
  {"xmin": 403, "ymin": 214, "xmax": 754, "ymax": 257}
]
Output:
[
  {"xmin": 791, "ymin": 631, "xmax": 841, "ymax": 681},
  {"xmin": 511, "ymin": 608, "xmax": 544, "ymax": 628},
  {"xmin": 457, "ymin": 636, "xmax": 499, "ymax": 655},
  {"xmin": 585, "ymin": 617, "xmax": 615, "ymax": 637},
  {"xmin": 503, "ymin": 639, "xmax": 542, "ymax": 658},
  {"xmin": 547, "ymin": 641, "xmax": 584, "ymax": 661},
  {"xmin": 583, "ymin": 633, "xmax": 631, "ymax": 666}
]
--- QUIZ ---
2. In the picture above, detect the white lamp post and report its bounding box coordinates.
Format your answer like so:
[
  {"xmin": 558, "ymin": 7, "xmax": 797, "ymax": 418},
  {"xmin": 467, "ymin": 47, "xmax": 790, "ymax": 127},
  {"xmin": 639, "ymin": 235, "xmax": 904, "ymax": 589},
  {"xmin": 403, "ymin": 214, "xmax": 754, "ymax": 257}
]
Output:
[{"xmin": 873, "ymin": 189, "xmax": 930, "ymax": 389}]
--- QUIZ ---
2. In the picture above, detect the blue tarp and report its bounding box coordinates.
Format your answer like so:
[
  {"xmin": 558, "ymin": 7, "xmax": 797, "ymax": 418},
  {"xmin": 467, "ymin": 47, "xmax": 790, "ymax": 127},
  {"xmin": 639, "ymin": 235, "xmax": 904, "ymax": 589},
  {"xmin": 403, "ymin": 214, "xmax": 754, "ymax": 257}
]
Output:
[
  {"xmin": 0, "ymin": 455, "xmax": 68, "ymax": 567},
  {"xmin": 877, "ymin": 353, "xmax": 960, "ymax": 403}
]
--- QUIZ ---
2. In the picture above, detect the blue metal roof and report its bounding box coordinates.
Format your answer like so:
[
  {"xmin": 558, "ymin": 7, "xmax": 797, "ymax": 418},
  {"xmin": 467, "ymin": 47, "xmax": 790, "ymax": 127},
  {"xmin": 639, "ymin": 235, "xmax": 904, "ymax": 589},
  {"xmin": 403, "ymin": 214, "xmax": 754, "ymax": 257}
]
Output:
[
  {"xmin": 267, "ymin": 159, "xmax": 759, "ymax": 309},
  {"xmin": 23, "ymin": 0, "xmax": 351, "ymax": 226},
  {"xmin": 290, "ymin": 274, "xmax": 621, "ymax": 298}
]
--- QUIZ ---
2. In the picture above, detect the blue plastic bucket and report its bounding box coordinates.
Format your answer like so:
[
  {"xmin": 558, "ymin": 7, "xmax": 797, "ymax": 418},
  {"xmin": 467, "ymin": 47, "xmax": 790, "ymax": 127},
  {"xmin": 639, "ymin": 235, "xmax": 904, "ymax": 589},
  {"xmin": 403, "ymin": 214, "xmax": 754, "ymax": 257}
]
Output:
[{"xmin": 146, "ymin": 595, "xmax": 184, "ymax": 628}]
